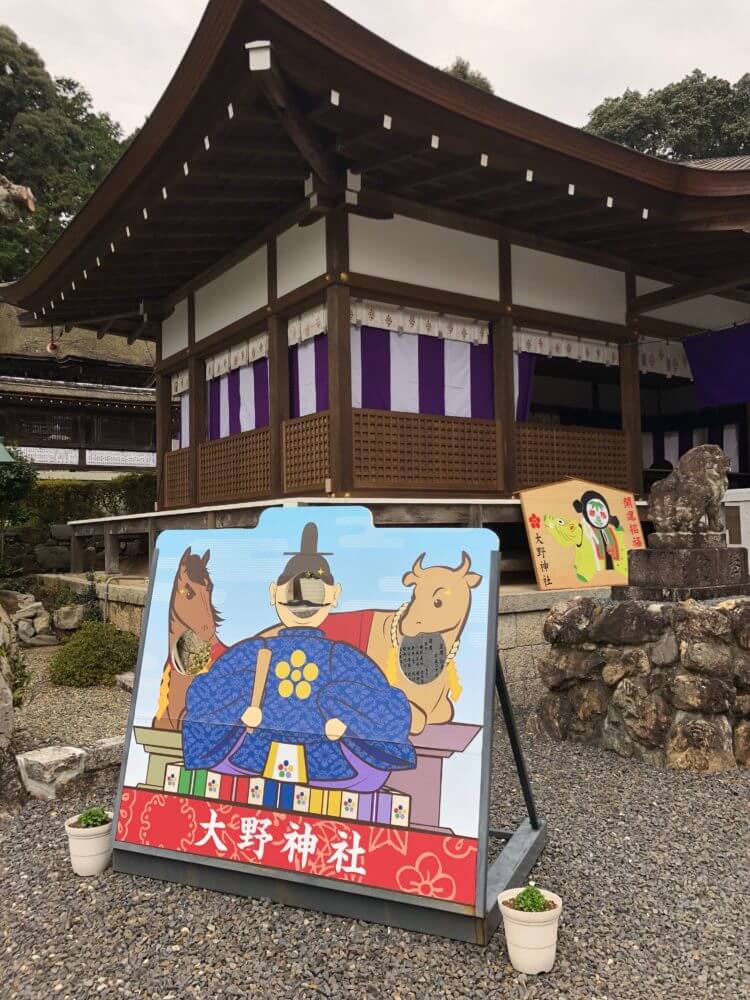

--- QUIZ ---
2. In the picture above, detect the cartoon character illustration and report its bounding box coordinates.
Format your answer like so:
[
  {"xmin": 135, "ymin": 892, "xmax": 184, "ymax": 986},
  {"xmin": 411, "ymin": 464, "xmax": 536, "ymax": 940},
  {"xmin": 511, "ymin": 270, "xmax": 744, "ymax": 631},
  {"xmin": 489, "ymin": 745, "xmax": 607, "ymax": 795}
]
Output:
[
  {"xmin": 365, "ymin": 552, "xmax": 482, "ymax": 734},
  {"xmin": 182, "ymin": 523, "xmax": 416, "ymax": 790},
  {"xmin": 543, "ymin": 489, "xmax": 627, "ymax": 583},
  {"xmin": 153, "ymin": 547, "xmax": 226, "ymax": 730},
  {"xmin": 154, "ymin": 539, "xmax": 482, "ymax": 738}
]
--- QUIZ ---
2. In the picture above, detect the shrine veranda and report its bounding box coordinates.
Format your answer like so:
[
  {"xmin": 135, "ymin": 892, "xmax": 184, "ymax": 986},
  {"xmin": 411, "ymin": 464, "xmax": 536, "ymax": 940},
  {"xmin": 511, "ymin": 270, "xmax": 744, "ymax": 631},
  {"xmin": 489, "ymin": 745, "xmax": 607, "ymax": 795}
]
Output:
[{"xmin": 4, "ymin": 1, "xmax": 750, "ymax": 532}]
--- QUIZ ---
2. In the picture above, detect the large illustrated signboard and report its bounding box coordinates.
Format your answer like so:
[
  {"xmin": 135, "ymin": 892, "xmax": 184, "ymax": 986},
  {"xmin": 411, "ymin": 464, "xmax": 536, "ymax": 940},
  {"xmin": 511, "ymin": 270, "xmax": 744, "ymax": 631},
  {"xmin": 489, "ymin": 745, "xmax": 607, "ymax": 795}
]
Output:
[
  {"xmin": 113, "ymin": 506, "xmax": 503, "ymax": 930},
  {"xmin": 519, "ymin": 478, "xmax": 645, "ymax": 590}
]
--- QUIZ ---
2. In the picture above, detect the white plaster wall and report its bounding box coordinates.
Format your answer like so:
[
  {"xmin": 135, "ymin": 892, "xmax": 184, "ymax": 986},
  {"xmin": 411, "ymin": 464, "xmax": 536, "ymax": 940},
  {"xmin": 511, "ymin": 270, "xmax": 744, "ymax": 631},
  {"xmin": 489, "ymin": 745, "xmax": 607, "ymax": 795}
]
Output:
[
  {"xmin": 276, "ymin": 218, "xmax": 327, "ymax": 298},
  {"xmin": 194, "ymin": 245, "xmax": 268, "ymax": 341},
  {"xmin": 348, "ymin": 214, "xmax": 500, "ymax": 300},
  {"xmin": 636, "ymin": 276, "xmax": 750, "ymax": 328},
  {"xmin": 160, "ymin": 298, "xmax": 188, "ymax": 358},
  {"xmin": 512, "ymin": 246, "xmax": 626, "ymax": 323}
]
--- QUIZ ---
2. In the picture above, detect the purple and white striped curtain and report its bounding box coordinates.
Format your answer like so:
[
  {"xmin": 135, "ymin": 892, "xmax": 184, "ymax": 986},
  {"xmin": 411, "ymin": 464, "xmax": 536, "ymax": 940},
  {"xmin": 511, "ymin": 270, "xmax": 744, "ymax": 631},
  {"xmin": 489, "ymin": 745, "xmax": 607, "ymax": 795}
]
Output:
[
  {"xmin": 289, "ymin": 333, "xmax": 329, "ymax": 418},
  {"xmin": 349, "ymin": 326, "xmax": 536, "ymax": 421},
  {"xmin": 350, "ymin": 326, "xmax": 494, "ymax": 418},
  {"xmin": 206, "ymin": 359, "xmax": 270, "ymax": 441},
  {"xmin": 642, "ymin": 423, "xmax": 740, "ymax": 471}
]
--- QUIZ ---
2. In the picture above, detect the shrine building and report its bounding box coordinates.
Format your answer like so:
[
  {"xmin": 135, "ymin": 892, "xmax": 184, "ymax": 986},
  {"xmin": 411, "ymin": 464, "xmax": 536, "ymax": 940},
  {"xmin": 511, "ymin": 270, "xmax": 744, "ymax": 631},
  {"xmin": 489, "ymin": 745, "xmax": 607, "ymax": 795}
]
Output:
[{"xmin": 3, "ymin": 0, "xmax": 750, "ymax": 552}]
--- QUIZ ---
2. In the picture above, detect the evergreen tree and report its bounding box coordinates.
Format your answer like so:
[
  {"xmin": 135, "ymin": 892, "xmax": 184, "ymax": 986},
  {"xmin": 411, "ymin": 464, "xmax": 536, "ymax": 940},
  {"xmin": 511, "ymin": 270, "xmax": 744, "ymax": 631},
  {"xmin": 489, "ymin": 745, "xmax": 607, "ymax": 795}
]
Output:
[
  {"xmin": 443, "ymin": 57, "xmax": 494, "ymax": 94},
  {"xmin": 586, "ymin": 69, "xmax": 750, "ymax": 161},
  {"xmin": 0, "ymin": 25, "xmax": 126, "ymax": 280}
]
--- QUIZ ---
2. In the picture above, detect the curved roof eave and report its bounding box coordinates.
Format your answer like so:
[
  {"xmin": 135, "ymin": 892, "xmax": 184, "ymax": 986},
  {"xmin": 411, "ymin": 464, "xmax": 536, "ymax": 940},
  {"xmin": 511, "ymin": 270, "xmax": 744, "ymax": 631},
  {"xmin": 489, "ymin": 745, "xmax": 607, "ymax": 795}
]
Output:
[
  {"xmin": 5, "ymin": 0, "xmax": 750, "ymax": 308},
  {"xmin": 268, "ymin": 0, "xmax": 750, "ymax": 198}
]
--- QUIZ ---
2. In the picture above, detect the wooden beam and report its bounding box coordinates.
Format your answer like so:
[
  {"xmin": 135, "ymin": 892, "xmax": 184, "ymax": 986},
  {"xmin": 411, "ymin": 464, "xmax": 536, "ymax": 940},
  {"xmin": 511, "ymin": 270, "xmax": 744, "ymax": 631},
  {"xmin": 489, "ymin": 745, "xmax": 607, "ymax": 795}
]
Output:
[
  {"xmin": 247, "ymin": 42, "xmax": 337, "ymax": 185},
  {"xmin": 18, "ymin": 308, "xmax": 140, "ymax": 328},
  {"xmin": 630, "ymin": 260, "xmax": 750, "ymax": 315}
]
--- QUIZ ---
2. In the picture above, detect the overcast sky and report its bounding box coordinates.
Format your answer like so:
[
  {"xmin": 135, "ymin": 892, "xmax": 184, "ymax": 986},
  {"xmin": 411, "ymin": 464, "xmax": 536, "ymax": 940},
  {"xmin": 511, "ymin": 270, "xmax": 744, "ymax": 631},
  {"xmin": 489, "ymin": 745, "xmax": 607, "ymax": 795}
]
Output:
[{"xmin": 2, "ymin": 0, "xmax": 748, "ymax": 136}]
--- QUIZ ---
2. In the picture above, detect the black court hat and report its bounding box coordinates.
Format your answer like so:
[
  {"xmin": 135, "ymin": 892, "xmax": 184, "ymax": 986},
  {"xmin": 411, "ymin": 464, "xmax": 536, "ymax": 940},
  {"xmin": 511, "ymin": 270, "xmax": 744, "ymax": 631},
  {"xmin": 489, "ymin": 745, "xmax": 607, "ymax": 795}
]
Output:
[{"xmin": 277, "ymin": 522, "xmax": 334, "ymax": 585}]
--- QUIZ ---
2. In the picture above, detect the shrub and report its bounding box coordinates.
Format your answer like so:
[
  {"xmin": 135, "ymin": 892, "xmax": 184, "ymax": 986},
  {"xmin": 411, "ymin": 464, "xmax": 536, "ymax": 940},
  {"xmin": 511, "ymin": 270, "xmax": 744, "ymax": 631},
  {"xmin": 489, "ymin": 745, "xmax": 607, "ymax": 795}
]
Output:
[
  {"xmin": 49, "ymin": 621, "xmax": 138, "ymax": 687},
  {"xmin": 75, "ymin": 806, "xmax": 111, "ymax": 828},
  {"xmin": 23, "ymin": 471, "xmax": 156, "ymax": 526},
  {"xmin": 511, "ymin": 882, "xmax": 551, "ymax": 913}
]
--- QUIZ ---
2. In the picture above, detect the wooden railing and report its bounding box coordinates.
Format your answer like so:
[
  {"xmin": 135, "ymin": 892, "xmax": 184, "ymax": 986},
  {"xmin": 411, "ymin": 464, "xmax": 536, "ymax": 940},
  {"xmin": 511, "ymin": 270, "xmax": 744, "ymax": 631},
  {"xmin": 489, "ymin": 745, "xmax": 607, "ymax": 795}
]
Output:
[
  {"xmin": 163, "ymin": 448, "xmax": 191, "ymax": 508},
  {"xmin": 352, "ymin": 409, "xmax": 501, "ymax": 492},
  {"xmin": 283, "ymin": 412, "xmax": 330, "ymax": 493},
  {"xmin": 516, "ymin": 423, "xmax": 630, "ymax": 490},
  {"xmin": 197, "ymin": 428, "xmax": 272, "ymax": 505}
]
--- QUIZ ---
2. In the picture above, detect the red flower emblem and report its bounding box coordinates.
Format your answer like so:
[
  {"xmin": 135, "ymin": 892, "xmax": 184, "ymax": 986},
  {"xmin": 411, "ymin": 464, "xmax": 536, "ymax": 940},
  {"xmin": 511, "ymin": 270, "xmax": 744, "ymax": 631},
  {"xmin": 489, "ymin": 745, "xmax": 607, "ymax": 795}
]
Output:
[{"xmin": 528, "ymin": 513, "xmax": 541, "ymax": 530}]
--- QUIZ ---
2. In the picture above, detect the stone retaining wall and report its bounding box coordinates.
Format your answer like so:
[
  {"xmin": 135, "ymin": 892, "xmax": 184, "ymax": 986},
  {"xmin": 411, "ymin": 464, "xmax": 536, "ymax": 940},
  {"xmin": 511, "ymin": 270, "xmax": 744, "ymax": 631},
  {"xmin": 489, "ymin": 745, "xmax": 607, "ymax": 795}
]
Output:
[
  {"xmin": 36, "ymin": 574, "xmax": 146, "ymax": 636},
  {"xmin": 532, "ymin": 596, "xmax": 750, "ymax": 771},
  {"xmin": 498, "ymin": 586, "xmax": 611, "ymax": 709}
]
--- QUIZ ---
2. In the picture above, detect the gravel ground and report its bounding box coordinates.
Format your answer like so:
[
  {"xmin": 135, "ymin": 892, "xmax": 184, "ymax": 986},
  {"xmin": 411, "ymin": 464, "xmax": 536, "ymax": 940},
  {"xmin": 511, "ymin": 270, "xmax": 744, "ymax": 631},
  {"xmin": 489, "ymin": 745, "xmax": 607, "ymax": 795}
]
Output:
[
  {"xmin": 1, "ymin": 711, "xmax": 748, "ymax": 1000},
  {"xmin": 13, "ymin": 646, "xmax": 131, "ymax": 752}
]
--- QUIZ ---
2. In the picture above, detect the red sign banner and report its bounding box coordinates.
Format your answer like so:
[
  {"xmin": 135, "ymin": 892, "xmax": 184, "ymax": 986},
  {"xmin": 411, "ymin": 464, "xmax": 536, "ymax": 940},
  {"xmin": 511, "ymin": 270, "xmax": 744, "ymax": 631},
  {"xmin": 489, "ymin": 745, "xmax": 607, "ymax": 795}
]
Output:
[{"xmin": 117, "ymin": 788, "xmax": 478, "ymax": 906}]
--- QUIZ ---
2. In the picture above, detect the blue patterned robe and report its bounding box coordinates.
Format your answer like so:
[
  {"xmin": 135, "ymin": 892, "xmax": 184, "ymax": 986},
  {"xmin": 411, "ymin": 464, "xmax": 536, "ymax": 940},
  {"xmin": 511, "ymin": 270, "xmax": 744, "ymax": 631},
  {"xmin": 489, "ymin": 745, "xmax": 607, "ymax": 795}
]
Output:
[{"xmin": 183, "ymin": 627, "xmax": 416, "ymax": 780}]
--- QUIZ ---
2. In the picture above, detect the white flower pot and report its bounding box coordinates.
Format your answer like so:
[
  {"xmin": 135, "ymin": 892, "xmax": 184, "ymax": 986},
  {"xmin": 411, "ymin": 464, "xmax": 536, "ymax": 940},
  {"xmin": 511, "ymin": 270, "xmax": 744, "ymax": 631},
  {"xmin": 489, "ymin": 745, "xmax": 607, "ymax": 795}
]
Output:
[
  {"xmin": 498, "ymin": 887, "xmax": 562, "ymax": 975},
  {"xmin": 65, "ymin": 812, "xmax": 113, "ymax": 876}
]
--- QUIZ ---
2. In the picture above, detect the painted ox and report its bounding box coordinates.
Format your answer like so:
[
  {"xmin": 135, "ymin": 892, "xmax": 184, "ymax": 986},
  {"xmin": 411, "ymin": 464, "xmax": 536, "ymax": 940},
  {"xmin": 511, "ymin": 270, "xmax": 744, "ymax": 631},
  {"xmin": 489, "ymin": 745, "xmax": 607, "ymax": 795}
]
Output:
[{"xmin": 365, "ymin": 552, "xmax": 482, "ymax": 734}]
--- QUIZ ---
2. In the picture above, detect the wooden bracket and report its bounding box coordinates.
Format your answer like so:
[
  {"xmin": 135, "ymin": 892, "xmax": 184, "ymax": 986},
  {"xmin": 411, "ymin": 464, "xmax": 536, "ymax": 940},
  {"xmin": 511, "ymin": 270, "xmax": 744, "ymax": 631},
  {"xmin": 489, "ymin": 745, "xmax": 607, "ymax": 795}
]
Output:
[{"xmin": 246, "ymin": 41, "xmax": 337, "ymax": 186}]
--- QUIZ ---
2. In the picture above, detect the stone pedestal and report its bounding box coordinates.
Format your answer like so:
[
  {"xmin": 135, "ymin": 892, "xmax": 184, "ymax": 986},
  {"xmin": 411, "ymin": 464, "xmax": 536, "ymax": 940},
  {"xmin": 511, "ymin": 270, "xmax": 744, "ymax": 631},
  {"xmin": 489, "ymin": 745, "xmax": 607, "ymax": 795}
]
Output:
[{"xmin": 613, "ymin": 544, "xmax": 750, "ymax": 601}]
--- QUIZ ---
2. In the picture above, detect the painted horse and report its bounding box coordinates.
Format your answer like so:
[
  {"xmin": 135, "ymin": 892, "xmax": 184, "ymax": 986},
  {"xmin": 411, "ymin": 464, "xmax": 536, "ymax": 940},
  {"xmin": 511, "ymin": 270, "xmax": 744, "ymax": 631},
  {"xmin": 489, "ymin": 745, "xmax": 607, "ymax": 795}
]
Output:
[{"xmin": 153, "ymin": 547, "xmax": 224, "ymax": 730}]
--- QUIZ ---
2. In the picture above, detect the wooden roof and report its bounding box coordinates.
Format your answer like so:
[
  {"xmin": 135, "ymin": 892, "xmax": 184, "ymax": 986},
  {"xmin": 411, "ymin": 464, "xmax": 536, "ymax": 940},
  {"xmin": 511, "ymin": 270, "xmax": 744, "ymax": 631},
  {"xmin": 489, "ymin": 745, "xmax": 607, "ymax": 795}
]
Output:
[{"xmin": 3, "ymin": 0, "xmax": 750, "ymax": 339}]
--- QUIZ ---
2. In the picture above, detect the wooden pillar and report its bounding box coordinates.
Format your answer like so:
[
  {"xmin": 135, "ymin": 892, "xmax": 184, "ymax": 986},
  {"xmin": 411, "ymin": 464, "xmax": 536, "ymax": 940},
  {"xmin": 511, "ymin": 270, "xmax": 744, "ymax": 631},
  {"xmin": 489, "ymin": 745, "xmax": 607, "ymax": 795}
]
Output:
[
  {"xmin": 187, "ymin": 294, "xmax": 205, "ymax": 507},
  {"xmin": 267, "ymin": 235, "xmax": 288, "ymax": 497},
  {"xmin": 619, "ymin": 341, "xmax": 643, "ymax": 494},
  {"xmin": 70, "ymin": 532, "xmax": 85, "ymax": 574},
  {"xmin": 104, "ymin": 529, "xmax": 120, "ymax": 574},
  {"xmin": 326, "ymin": 209, "xmax": 353, "ymax": 494},
  {"xmin": 155, "ymin": 373, "xmax": 171, "ymax": 510},
  {"xmin": 268, "ymin": 315, "xmax": 290, "ymax": 496},
  {"xmin": 622, "ymin": 273, "xmax": 643, "ymax": 494},
  {"xmin": 327, "ymin": 283, "xmax": 353, "ymax": 494},
  {"xmin": 495, "ymin": 241, "xmax": 516, "ymax": 494},
  {"xmin": 493, "ymin": 315, "xmax": 517, "ymax": 494}
]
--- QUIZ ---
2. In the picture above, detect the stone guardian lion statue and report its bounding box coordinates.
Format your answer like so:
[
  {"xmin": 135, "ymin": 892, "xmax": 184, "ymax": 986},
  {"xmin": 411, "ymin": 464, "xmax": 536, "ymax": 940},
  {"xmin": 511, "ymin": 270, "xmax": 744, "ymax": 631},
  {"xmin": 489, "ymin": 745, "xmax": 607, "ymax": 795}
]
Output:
[{"xmin": 649, "ymin": 444, "xmax": 730, "ymax": 534}]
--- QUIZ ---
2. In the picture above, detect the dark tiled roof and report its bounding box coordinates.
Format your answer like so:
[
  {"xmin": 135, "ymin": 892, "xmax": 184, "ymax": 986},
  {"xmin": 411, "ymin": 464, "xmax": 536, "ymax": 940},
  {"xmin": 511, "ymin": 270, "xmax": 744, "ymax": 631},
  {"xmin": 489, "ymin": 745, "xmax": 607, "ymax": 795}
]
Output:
[{"xmin": 687, "ymin": 155, "xmax": 750, "ymax": 171}]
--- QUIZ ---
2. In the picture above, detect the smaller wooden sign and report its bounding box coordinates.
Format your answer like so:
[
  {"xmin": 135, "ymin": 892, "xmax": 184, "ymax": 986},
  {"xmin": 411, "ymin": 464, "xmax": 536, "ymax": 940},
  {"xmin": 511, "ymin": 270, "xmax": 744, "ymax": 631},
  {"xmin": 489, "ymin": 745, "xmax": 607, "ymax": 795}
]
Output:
[{"xmin": 519, "ymin": 478, "xmax": 645, "ymax": 590}]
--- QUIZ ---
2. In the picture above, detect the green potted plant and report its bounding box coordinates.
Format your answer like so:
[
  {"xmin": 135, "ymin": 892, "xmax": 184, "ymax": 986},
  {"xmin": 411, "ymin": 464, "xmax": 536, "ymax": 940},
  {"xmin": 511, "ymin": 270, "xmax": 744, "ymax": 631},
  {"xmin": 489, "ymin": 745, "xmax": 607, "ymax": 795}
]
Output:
[
  {"xmin": 64, "ymin": 806, "xmax": 113, "ymax": 876},
  {"xmin": 498, "ymin": 881, "xmax": 562, "ymax": 974}
]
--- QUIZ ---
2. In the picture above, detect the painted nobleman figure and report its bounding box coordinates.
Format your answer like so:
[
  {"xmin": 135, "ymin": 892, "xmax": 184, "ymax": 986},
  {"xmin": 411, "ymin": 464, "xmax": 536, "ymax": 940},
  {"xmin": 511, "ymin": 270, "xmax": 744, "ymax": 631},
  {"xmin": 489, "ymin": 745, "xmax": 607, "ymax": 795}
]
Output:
[{"xmin": 182, "ymin": 523, "xmax": 416, "ymax": 790}]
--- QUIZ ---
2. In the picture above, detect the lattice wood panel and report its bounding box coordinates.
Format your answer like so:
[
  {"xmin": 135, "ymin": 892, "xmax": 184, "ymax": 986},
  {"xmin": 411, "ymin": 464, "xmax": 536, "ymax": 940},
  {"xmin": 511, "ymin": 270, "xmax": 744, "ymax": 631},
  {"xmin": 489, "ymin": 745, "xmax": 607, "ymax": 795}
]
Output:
[
  {"xmin": 283, "ymin": 412, "xmax": 330, "ymax": 493},
  {"xmin": 198, "ymin": 428, "xmax": 271, "ymax": 505},
  {"xmin": 163, "ymin": 448, "xmax": 191, "ymax": 509},
  {"xmin": 353, "ymin": 409, "xmax": 500, "ymax": 492},
  {"xmin": 516, "ymin": 423, "xmax": 630, "ymax": 490}
]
